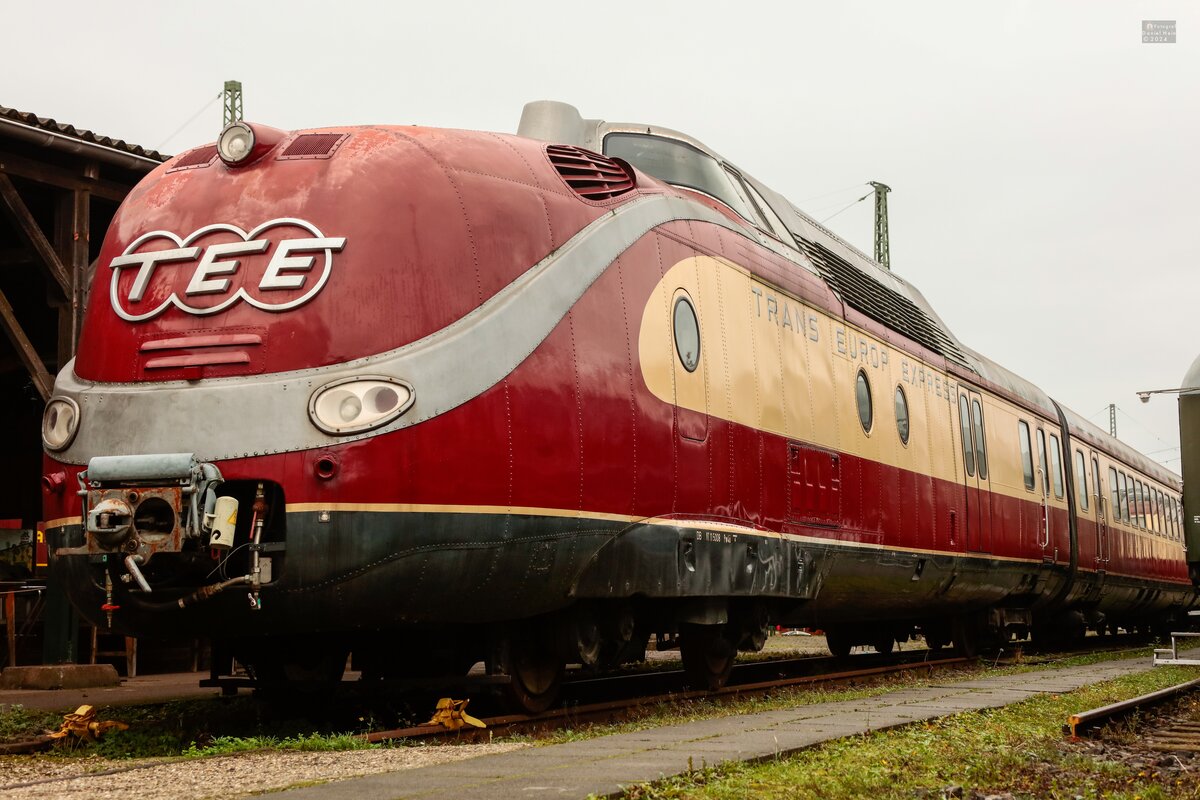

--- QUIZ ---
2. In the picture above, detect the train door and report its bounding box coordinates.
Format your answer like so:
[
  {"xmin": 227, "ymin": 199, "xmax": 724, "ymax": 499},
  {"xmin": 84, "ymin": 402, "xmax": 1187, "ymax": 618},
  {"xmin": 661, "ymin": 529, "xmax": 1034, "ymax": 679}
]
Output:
[
  {"xmin": 1037, "ymin": 427, "xmax": 1069, "ymax": 564},
  {"xmin": 1034, "ymin": 426, "xmax": 1051, "ymax": 561},
  {"xmin": 956, "ymin": 390, "xmax": 992, "ymax": 552},
  {"xmin": 670, "ymin": 290, "xmax": 708, "ymax": 442},
  {"xmin": 1091, "ymin": 452, "xmax": 1109, "ymax": 573}
]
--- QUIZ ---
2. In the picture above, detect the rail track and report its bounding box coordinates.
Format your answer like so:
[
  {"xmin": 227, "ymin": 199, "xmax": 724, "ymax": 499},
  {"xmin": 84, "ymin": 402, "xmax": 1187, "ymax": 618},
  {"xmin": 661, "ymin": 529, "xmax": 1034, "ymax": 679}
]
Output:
[
  {"xmin": 361, "ymin": 637, "xmax": 1155, "ymax": 743},
  {"xmin": 365, "ymin": 651, "xmax": 970, "ymax": 743},
  {"xmin": 1068, "ymin": 677, "xmax": 1200, "ymax": 739}
]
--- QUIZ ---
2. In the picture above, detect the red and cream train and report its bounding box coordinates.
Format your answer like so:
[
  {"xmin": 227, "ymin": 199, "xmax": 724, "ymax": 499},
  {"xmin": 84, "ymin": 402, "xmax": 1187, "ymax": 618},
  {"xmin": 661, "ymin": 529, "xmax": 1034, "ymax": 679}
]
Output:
[{"xmin": 40, "ymin": 101, "xmax": 1193, "ymax": 710}]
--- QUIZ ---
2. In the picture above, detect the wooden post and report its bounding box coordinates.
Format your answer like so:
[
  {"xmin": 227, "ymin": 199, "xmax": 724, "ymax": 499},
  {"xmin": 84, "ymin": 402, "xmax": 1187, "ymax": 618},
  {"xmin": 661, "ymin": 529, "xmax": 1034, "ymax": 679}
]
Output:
[
  {"xmin": 0, "ymin": 288, "xmax": 52, "ymax": 400},
  {"xmin": 4, "ymin": 592, "xmax": 15, "ymax": 667},
  {"xmin": 53, "ymin": 180, "xmax": 90, "ymax": 367},
  {"xmin": 0, "ymin": 172, "xmax": 70, "ymax": 294}
]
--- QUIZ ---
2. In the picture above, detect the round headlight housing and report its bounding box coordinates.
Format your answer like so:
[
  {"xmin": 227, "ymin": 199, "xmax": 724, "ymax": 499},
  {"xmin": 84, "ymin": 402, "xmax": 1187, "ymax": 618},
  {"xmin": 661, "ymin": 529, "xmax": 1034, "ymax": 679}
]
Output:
[
  {"xmin": 217, "ymin": 122, "xmax": 255, "ymax": 164},
  {"xmin": 309, "ymin": 377, "xmax": 414, "ymax": 435},
  {"xmin": 42, "ymin": 397, "xmax": 80, "ymax": 451}
]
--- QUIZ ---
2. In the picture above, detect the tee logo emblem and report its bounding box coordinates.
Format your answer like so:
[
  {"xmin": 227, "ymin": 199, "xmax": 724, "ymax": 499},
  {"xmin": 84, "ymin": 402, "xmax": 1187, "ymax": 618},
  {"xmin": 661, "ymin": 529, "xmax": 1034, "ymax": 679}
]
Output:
[{"xmin": 107, "ymin": 218, "xmax": 346, "ymax": 322}]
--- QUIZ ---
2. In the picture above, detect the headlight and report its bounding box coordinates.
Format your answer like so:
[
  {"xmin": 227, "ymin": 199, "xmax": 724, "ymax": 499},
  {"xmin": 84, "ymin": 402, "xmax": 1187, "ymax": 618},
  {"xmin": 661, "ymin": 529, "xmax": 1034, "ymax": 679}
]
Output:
[
  {"xmin": 308, "ymin": 376, "xmax": 414, "ymax": 435},
  {"xmin": 217, "ymin": 122, "xmax": 255, "ymax": 164},
  {"xmin": 42, "ymin": 397, "xmax": 81, "ymax": 451}
]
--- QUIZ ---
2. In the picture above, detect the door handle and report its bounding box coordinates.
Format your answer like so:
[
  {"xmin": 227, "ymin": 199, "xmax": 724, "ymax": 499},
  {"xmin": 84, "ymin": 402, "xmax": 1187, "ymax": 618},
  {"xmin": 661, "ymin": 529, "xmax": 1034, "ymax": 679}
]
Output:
[{"xmin": 1036, "ymin": 466, "xmax": 1049, "ymax": 549}]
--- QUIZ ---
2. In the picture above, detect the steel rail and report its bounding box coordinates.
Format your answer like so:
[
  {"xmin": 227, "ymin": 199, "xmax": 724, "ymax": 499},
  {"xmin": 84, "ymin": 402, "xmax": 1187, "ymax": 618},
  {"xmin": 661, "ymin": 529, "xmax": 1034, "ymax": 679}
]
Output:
[
  {"xmin": 365, "ymin": 655, "xmax": 969, "ymax": 743},
  {"xmin": 1067, "ymin": 678, "xmax": 1200, "ymax": 737}
]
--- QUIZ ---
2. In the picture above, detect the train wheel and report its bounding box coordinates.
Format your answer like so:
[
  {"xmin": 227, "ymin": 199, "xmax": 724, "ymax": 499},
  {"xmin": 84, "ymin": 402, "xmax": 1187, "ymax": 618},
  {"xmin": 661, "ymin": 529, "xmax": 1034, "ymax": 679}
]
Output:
[
  {"xmin": 825, "ymin": 629, "xmax": 853, "ymax": 658},
  {"xmin": 679, "ymin": 624, "xmax": 736, "ymax": 690},
  {"xmin": 873, "ymin": 632, "xmax": 895, "ymax": 655},
  {"xmin": 496, "ymin": 632, "xmax": 562, "ymax": 714},
  {"xmin": 952, "ymin": 618, "xmax": 980, "ymax": 658}
]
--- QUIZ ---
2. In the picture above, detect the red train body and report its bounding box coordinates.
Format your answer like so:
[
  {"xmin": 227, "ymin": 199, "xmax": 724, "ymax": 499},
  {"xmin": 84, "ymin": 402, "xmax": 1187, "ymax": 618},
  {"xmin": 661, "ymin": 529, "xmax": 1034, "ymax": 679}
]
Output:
[{"xmin": 41, "ymin": 103, "xmax": 1194, "ymax": 707}]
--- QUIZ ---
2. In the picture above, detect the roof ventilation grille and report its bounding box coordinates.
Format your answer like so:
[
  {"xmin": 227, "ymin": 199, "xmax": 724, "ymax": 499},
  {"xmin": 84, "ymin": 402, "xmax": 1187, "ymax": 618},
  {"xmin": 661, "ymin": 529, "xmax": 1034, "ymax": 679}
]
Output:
[
  {"xmin": 169, "ymin": 145, "xmax": 219, "ymax": 171},
  {"xmin": 278, "ymin": 133, "xmax": 348, "ymax": 160},
  {"xmin": 797, "ymin": 237, "xmax": 970, "ymax": 368},
  {"xmin": 546, "ymin": 144, "xmax": 636, "ymax": 201}
]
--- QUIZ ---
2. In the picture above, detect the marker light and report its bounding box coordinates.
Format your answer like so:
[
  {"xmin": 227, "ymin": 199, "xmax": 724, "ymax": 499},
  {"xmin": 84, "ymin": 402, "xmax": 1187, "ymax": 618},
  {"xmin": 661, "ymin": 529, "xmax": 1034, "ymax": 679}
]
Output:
[
  {"xmin": 215, "ymin": 121, "xmax": 286, "ymax": 167},
  {"xmin": 42, "ymin": 397, "xmax": 80, "ymax": 451},
  {"xmin": 309, "ymin": 376, "xmax": 414, "ymax": 435},
  {"xmin": 218, "ymin": 122, "xmax": 255, "ymax": 164}
]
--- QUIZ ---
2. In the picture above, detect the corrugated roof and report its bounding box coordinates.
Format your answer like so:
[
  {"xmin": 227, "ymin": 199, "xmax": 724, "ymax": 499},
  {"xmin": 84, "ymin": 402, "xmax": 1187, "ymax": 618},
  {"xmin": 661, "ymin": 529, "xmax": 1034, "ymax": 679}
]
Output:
[{"xmin": 0, "ymin": 105, "xmax": 167, "ymax": 162}]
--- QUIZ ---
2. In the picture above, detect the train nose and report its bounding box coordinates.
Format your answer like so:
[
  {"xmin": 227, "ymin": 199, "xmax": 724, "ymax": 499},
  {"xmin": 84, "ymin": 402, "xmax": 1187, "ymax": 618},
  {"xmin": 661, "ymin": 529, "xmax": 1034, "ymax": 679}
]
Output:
[{"xmin": 87, "ymin": 497, "xmax": 133, "ymax": 549}]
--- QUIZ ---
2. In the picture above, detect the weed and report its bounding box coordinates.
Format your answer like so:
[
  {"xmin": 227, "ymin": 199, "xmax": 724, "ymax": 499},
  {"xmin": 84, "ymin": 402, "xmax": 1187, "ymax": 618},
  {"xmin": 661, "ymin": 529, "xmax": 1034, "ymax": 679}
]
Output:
[
  {"xmin": 0, "ymin": 704, "xmax": 61, "ymax": 743},
  {"xmin": 615, "ymin": 665, "xmax": 1200, "ymax": 799}
]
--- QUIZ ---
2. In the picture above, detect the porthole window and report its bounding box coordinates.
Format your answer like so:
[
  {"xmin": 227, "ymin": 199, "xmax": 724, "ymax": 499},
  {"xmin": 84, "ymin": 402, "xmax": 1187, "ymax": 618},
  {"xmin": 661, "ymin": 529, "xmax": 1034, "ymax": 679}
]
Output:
[
  {"xmin": 856, "ymin": 370, "xmax": 873, "ymax": 433},
  {"xmin": 672, "ymin": 295, "xmax": 700, "ymax": 372},
  {"xmin": 894, "ymin": 385, "xmax": 909, "ymax": 445}
]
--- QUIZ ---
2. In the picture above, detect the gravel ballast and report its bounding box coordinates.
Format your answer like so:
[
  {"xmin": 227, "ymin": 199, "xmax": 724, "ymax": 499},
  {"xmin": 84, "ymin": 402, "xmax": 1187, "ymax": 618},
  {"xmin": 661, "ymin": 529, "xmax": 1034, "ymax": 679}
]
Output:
[{"xmin": 1, "ymin": 742, "xmax": 527, "ymax": 800}]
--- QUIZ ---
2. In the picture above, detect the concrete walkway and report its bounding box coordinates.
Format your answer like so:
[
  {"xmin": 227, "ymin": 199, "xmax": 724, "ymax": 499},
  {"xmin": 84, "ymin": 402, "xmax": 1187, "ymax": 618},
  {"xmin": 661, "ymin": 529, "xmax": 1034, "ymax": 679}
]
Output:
[
  {"xmin": 0, "ymin": 671, "xmax": 230, "ymax": 711},
  {"xmin": 274, "ymin": 654, "xmax": 1181, "ymax": 800}
]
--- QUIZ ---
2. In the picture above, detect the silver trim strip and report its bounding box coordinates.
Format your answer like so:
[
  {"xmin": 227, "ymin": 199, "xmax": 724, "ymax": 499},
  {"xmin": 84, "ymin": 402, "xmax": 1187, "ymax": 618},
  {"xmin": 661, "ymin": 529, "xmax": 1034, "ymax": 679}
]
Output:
[{"xmin": 53, "ymin": 195, "xmax": 749, "ymax": 464}]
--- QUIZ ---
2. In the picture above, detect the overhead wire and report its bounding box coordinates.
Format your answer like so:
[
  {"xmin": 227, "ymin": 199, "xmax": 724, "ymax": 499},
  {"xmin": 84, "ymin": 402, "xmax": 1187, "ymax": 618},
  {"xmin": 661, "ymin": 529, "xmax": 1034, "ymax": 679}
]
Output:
[
  {"xmin": 795, "ymin": 182, "xmax": 870, "ymax": 205},
  {"xmin": 1115, "ymin": 406, "xmax": 1177, "ymax": 451},
  {"xmin": 154, "ymin": 92, "xmax": 222, "ymax": 153},
  {"xmin": 819, "ymin": 190, "xmax": 872, "ymax": 223}
]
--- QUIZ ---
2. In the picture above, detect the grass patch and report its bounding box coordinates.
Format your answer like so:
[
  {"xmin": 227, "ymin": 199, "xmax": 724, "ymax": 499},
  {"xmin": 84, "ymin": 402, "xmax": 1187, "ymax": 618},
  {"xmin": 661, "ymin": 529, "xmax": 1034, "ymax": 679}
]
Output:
[
  {"xmin": 616, "ymin": 665, "xmax": 1200, "ymax": 799},
  {"xmin": 501, "ymin": 645, "xmax": 1155, "ymax": 748},
  {"xmin": 183, "ymin": 731, "xmax": 375, "ymax": 757},
  {"xmin": 0, "ymin": 704, "xmax": 62, "ymax": 743},
  {"xmin": 2, "ymin": 697, "xmax": 384, "ymax": 760}
]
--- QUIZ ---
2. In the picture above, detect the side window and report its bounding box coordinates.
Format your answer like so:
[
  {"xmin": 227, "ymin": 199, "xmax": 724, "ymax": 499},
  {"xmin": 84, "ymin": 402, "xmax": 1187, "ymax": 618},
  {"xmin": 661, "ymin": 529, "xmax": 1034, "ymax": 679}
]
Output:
[
  {"xmin": 1091, "ymin": 457, "xmax": 1101, "ymax": 513},
  {"xmin": 1036, "ymin": 429, "xmax": 1049, "ymax": 497},
  {"xmin": 604, "ymin": 133, "xmax": 759, "ymax": 222},
  {"xmin": 672, "ymin": 295, "xmax": 701, "ymax": 372},
  {"xmin": 1109, "ymin": 467, "xmax": 1119, "ymax": 521},
  {"xmin": 1119, "ymin": 472, "xmax": 1131, "ymax": 524},
  {"xmin": 740, "ymin": 177, "xmax": 792, "ymax": 241},
  {"xmin": 894, "ymin": 386, "xmax": 910, "ymax": 445},
  {"xmin": 958, "ymin": 395, "xmax": 975, "ymax": 477},
  {"xmin": 1048, "ymin": 434, "xmax": 1064, "ymax": 499},
  {"xmin": 1018, "ymin": 421, "xmax": 1035, "ymax": 490},
  {"xmin": 1133, "ymin": 480, "xmax": 1145, "ymax": 529},
  {"xmin": 1176, "ymin": 498, "xmax": 1185, "ymax": 541},
  {"xmin": 971, "ymin": 398, "xmax": 988, "ymax": 479},
  {"xmin": 856, "ymin": 370, "xmax": 873, "ymax": 433},
  {"xmin": 1075, "ymin": 450, "xmax": 1089, "ymax": 511},
  {"xmin": 1156, "ymin": 490, "xmax": 1165, "ymax": 535}
]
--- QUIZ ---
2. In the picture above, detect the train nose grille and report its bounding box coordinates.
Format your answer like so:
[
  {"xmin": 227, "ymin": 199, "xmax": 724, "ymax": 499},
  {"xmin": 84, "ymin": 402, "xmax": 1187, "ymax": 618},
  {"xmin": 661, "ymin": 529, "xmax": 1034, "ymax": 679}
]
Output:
[
  {"xmin": 545, "ymin": 144, "xmax": 636, "ymax": 201},
  {"xmin": 278, "ymin": 133, "xmax": 349, "ymax": 160},
  {"xmin": 168, "ymin": 144, "xmax": 219, "ymax": 172},
  {"xmin": 137, "ymin": 330, "xmax": 265, "ymax": 379}
]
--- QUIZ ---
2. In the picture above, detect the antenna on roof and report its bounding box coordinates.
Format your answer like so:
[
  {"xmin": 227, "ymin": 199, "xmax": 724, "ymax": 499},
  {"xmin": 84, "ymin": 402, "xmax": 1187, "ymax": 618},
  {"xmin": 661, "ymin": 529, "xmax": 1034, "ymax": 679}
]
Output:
[
  {"xmin": 870, "ymin": 181, "xmax": 891, "ymax": 270},
  {"xmin": 222, "ymin": 81, "xmax": 243, "ymax": 127}
]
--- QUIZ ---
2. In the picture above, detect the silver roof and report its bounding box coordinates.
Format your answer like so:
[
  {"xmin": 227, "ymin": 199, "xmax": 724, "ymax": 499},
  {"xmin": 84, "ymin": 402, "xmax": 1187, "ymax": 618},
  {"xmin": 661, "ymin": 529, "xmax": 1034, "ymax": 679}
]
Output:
[{"xmin": 517, "ymin": 102, "xmax": 1179, "ymax": 483}]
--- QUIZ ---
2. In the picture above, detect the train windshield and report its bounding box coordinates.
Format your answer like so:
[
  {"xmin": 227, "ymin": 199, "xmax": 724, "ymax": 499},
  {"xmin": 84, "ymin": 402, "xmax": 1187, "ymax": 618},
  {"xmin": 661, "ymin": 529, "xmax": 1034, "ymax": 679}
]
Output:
[{"xmin": 603, "ymin": 133, "xmax": 758, "ymax": 222}]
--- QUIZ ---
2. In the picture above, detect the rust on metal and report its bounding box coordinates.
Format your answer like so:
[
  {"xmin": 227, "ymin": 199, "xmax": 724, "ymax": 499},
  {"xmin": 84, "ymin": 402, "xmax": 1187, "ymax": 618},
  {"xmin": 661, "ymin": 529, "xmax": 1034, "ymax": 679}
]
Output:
[
  {"xmin": 1067, "ymin": 678, "xmax": 1200, "ymax": 737},
  {"xmin": 366, "ymin": 656, "xmax": 968, "ymax": 743},
  {"xmin": 425, "ymin": 698, "xmax": 486, "ymax": 731}
]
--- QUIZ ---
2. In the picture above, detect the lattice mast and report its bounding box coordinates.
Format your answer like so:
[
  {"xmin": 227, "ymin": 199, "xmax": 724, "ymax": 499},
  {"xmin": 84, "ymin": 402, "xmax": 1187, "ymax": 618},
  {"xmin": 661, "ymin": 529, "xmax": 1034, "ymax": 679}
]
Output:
[
  {"xmin": 222, "ymin": 81, "xmax": 243, "ymax": 127},
  {"xmin": 870, "ymin": 181, "xmax": 891, "ymax": 270}
]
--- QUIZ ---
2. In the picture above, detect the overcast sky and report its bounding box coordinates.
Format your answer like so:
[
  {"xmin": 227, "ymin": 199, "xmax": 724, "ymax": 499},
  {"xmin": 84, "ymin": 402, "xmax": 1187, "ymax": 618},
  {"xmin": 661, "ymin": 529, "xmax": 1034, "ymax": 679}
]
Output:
[{"xmin": 6, "ymin": 1, "xmax": 1196, "ymax": 469}]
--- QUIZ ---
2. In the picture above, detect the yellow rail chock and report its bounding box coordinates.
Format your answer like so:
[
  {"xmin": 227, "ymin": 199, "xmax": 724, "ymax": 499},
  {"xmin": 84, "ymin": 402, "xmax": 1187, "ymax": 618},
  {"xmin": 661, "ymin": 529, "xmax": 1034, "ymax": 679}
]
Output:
[
  {"xmin": 47, "ymin": 705, "xmax": 129, "ymax": 743},
  {"xmin": 426, "ymin": 697, "xmax": 486, "ymax": 730}
]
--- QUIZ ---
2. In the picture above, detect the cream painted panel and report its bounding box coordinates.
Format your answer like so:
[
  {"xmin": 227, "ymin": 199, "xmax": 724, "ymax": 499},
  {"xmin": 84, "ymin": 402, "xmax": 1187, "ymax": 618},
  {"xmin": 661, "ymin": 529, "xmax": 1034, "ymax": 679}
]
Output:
[{"xmin": 635, "ymin": 254, "xmax": 1062, "ymax": 508}]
